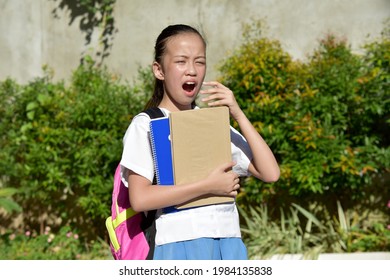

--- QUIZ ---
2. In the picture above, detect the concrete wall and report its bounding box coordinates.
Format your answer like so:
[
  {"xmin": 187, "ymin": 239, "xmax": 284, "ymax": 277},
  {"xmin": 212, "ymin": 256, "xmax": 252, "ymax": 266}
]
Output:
[{"xmin": 1, "ymin": 0, "xmax": 389, "ymax": 84}]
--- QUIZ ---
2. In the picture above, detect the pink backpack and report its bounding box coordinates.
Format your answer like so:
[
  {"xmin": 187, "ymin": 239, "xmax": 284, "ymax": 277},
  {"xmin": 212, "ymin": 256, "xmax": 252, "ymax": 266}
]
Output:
[
  {"xmin": 105, "ymin": 108, "xmax": 163, "ymax": 260},
  {"xmin": 105, "ymin": 164, "xmax": 150, "ymax": 259}
]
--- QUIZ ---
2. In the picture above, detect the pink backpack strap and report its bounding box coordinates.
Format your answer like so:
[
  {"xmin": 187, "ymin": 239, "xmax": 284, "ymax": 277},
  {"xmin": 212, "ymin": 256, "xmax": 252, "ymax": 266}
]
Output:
[{"xmin": 111, "ymin": 164, "xmax": 132, "ymax": 220}]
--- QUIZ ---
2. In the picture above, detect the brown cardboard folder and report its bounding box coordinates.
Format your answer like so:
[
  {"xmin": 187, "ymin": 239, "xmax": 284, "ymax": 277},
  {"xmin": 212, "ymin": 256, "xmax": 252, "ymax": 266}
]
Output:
[{"xmin": 169, "ymin": 106, "xmax": 234, "ymax": 209}]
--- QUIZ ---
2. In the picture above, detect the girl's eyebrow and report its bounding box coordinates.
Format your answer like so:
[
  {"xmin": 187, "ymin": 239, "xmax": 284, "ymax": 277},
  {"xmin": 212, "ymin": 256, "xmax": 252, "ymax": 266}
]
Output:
[{"xmin": 173, "ymin": 55, "xmax": 206, "ymax": 59}]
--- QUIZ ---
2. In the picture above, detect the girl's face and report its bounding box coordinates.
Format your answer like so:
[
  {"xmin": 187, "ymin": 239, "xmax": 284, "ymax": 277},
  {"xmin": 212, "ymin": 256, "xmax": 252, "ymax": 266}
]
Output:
[{"xmin": 153, "ymin": 33, "xmax": 206, "ymax": 111}]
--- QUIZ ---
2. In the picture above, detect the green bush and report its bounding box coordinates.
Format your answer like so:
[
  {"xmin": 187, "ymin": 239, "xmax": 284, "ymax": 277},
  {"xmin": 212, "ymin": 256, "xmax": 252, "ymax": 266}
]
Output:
[
  {"xmin": 0, "ymin": 225, "xmax": 110, "ymax": 259},
  {"xmin": 0, "ymin": 59, "xmax": 151, "ymax": 240},
  {"xmin": 224, "ymin": 21, "xmax": 389, "ymax": 255},
  {"xmin": 240, "ymin": 202, "xmax": 390, "ymax": 259},
  {"xmin": 220, "ymin": 21, "xmax": 389, "ymax": 205}
]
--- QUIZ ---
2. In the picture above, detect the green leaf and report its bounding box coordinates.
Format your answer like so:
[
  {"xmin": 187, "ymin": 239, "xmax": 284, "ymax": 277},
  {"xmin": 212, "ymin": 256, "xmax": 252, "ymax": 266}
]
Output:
[
  {"xmin": 26, "ymin": 111, "xmax": 35, "ymax": 120},
  {"xmin": 292, "ymin": 203, "xmax": 325, "ymax": 230},
  {"xmin": 0, "ymin": 188, "xmax": 18, "ymax": 197},
  {"xmin": 26, "ymin": 101, "xmax": 38, "ymax": 111},
  {"xmin": 0, "ymin": 198, "xmax": 22, "ymax": 213},
  {"xmin": 37, "ymin": 93, "xmax": 50, "ymax": 105}
]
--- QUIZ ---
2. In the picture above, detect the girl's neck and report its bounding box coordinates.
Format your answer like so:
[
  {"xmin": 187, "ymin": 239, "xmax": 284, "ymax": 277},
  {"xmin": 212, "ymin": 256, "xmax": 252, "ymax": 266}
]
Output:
[{"xmin": 159, "ymin": 96, "xmax": 193, "ymax": 112}]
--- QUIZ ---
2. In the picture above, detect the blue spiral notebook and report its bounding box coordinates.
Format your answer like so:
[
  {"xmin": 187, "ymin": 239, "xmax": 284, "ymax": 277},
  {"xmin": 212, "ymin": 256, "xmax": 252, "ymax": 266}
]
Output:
[{"xmin": 149, "ymin": 116, "xmax": 174, "ymax": 186}]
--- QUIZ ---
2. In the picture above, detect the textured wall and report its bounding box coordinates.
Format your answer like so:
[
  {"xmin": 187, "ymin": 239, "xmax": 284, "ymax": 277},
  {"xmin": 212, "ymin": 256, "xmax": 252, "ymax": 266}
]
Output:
[{"xmin": 1, "ymin": 0, "xmax": 389, "ymax": 84}]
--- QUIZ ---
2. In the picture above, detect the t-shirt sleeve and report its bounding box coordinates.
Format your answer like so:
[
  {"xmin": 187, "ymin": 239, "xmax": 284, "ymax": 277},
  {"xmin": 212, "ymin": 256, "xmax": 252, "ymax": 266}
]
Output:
[
  {"xmin": 230, "ymin": 126, "xmax": 253, "ymax": 177},
  {"xmin": 120, "ymin": 114, "xmax": 154, "ymax": 187}
]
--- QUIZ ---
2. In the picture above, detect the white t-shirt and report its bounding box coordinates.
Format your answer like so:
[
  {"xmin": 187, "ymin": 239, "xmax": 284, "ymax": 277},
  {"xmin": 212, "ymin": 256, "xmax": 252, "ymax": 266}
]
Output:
[{"xmin": 120, "ymin": 107, "xmax": 253, "ymax": 245}]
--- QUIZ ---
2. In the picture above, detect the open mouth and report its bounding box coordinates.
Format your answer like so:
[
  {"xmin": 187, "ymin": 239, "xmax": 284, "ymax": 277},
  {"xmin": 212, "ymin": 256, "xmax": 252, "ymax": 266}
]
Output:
[{"xmin": 182, "ymin": 82, "xmax": 196, "ymax": 93}]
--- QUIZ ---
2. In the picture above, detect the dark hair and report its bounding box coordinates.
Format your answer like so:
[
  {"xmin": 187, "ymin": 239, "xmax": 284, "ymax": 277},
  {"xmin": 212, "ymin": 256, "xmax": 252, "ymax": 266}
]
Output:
[{"xmin": 144, "ymin": 24, "xmax": 206, "ymax": 109}]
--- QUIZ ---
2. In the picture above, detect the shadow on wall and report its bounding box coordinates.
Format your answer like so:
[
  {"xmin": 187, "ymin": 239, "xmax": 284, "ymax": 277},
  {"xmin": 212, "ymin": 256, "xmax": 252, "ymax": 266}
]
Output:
[{"xmin": 50, "ymin": 0, "xmax": 118, "ymax": 63}]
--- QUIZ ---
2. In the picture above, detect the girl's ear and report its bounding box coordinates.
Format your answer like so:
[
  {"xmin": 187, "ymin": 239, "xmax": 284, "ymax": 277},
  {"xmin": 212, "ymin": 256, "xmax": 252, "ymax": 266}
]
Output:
[{"xmin": 152, "ymin": 62, "xmax": 164, "ymax": 80}]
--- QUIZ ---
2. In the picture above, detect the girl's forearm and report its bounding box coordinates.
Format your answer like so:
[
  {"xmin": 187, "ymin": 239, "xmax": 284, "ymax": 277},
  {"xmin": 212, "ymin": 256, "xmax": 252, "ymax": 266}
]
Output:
[
  {"xmin": 129, "ymin": 162, "xmax": 238, "ymax": 212},
  {"xmin": 234, "ymin": 110, "xmax": 280, "ymax": 182},
  {"xmin": 129, "ymin": 180, "xmax": 209, "ymax": 212}
]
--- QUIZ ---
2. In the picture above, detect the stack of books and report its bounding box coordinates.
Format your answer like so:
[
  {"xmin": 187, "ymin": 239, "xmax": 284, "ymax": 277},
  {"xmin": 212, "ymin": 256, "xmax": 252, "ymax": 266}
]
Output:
[{"xmin": 149, "ymin": 106, "xmax": 233, "ymax": 209}]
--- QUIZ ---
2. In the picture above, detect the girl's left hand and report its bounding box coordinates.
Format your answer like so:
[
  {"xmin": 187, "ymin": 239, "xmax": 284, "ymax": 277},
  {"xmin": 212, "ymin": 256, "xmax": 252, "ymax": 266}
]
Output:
[{"xmin": 200, "ymin": 81, "xmax": 243, "ymax": 121}]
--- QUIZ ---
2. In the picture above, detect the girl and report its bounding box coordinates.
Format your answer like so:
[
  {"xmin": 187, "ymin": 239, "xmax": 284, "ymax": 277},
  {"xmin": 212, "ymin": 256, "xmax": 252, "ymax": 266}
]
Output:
[{"xmin": 120, "ymin": 24, "xmax": 280, "ymax": 260}]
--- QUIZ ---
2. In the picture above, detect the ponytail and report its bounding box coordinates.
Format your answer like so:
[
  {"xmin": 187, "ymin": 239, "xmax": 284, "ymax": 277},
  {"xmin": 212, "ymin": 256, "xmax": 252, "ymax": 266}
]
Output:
[{"xmin": 144, "ymin": 79, "xmax": 164, "ymax": 110}]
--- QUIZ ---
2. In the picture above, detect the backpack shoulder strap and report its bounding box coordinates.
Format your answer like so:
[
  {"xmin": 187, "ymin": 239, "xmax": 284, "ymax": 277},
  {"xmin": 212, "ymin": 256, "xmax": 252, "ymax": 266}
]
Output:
[
  {"xmin": 140, "ymin": 107, "xmax": 163, "ymax": 260},
  {"xmin": 143, "ymin": 107, "xmax": 165, "ymax": 119}
]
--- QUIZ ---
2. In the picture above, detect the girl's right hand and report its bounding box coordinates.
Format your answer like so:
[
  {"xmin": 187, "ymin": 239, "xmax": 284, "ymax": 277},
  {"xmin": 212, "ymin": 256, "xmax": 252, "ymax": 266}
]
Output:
[
  {"xmin": 200, "ymin": 81, "xmax": 244, "ymax": 122},
  {"xmin": 204, "ymin": 161, "xmax": 240, "ymax": 197}
]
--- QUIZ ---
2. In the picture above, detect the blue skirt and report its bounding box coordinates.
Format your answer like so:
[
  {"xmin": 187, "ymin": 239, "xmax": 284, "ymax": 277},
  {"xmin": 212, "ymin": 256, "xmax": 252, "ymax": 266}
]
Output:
[{"xmin": 153, "ymin": 237, "xmax": 247, "ymax": 260}]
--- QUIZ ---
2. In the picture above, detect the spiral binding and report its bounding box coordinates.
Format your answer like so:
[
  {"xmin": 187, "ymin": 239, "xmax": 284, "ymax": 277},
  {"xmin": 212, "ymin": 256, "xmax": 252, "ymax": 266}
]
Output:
[{"xmin": 149, "ymin": 122, "xmax": 161, "ymax": 185}]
